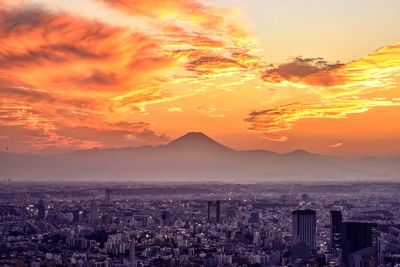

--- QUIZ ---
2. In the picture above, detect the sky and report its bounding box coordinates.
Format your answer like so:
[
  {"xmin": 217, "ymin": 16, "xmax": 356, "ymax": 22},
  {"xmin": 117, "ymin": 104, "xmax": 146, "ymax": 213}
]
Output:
[{"xmin": 0, "ymin": 0, "xmax": 399, "ymax": 156}]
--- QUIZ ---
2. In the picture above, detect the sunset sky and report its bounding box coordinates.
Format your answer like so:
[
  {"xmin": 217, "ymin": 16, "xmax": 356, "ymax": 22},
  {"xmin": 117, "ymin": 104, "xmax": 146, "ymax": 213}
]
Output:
[{"xmin": 0, "ymin": 0, "xmax": 399, "ymax": 156}]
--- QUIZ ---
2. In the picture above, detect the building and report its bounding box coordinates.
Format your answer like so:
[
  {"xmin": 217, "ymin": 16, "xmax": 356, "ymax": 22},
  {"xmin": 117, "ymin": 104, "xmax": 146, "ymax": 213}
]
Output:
[
  {"xmin": 216, "ymin": 200, "xmax": 221, "ymax": 224},
  {"xmin": 161, "ymin": 210, "xmax": 172, "ymax": 226},
  {"xmin": 348, "ymin": 246, "xmax": 377, "ymax": 267},
  {"xmin": 105, "ymin": 188, "xmax": 113, "ymax": 205},
  {"xmin": 37, "ymin": 199, "xmax": 46, "ymax": 221},
  {"xmin": 330, "ymin": 210, "xmax": 342, "ymax": 251},
  {"xmin": 89, "ymin": 201, "xmax": 98, "ymax": 226},
  {"xmin": 207, "ymin": 200, "xmax": 221, "ymax": 224},
  {"xmin": 292, "ymin": 209, "xmax": 317, "ymax": 250},
  {"xmin": 129, "ymin": 239, "xmax": 136, "ymax": 267},
  {"xmin": 341, "ymin": 222, "xmax": 378, "ymax": 266}
]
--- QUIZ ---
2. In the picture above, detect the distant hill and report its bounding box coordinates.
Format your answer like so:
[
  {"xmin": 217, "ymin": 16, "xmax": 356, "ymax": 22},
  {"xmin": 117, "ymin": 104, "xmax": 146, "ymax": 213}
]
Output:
[{"xmin": 0, "ymin": 132, "xmax": 399, "ymax": 182}]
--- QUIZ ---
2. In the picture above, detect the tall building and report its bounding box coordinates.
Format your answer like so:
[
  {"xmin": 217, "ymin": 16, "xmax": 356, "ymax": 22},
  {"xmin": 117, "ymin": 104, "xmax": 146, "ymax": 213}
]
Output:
[
  {"xmin": 208, "ymin": 201, "xmax": 214, "ymax": 223},
  {"xmin": 292, "ymin": 209, "xmax": 317, "ymax": 250},
  {"xmin": 89, "ymin": 201, "xmax": 98, "ymax": 226},
  {"xmin": 208, "ymin": 200, "xmax": 222, "ymax": 224},
  {"xmin": 216, "ymin": 200, "xmax": 221, "ymax": 224},
  {"xmin": 37, "ymin": 199, "xmax": 46, "ymax": 221},
  {"xmin": 105, "ymin": 188, "xmax": 113, "ymax": 205},
  {"xmin": 341, "ymin": 222, "xmax": 378, "ymax": 266},
  {"xmin": 161, "ymin": 210, "xmax": 172, "ymax": 226},
  {"xmin": 129, "ymin": 239, "xmax": 136, "ymax": 267},
  {"xmin": 330, "ymin": 210, "xmax": 342, "ymax": 251}
]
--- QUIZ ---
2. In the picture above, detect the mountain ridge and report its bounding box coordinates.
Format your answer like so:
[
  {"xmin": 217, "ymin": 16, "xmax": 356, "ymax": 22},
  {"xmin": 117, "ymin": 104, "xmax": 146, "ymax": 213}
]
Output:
[{"xmin": 0, "ymin": 132, "xmax": 399, "ymax": 182}]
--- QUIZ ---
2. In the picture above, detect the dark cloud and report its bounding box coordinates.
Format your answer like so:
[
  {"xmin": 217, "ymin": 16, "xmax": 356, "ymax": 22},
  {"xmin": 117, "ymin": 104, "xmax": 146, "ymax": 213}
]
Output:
[
  {"xmin": 262, "ymin": 57, "xmax": 343, "ymax": 86},
  {"xmin": 0, "ymin": 85, "xmax": 54, "ymax": 102},
  {"xmin": 186, "ymin": 56, "xmax": 244, "ymax": 75}
]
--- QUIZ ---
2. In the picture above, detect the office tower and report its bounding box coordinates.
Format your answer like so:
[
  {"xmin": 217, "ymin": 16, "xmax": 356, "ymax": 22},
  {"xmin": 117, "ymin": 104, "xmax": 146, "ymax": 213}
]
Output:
[
  {"xmin": 105, "ymin": 188, "xmax": 112, "ymax": 205},
  {"xmin": 161, "ymin": 210, "xmax": 172, "ymax": 226},
  {"xmin": 89, "ymin": 201, "xmax": 98, "ymax": 226},
  {"xmin": 216, "ymin": 200, "xmax": 221, "ymax": 224},
  {"xmin": 292, "ymin": 209, "xmax": 317, "ymax": 250},
  {"xmin": 341, "ymin": 222, "xmax": 378, "ymax": 266},
  {"xmin": 330, "ymin": 210, "xmax": 342, "ymax": 251},
  {"xmin": 129, "ymin": 239, "xmax": 136, "ymax": 267},
  {"xmin": 207, "ymin": 200, "xmax": 222, "ymax": 224},
  {"xmin": 207, "ymin": 201, "xmax": 213, "ymax": 222},
  {"xmin": 37, "ymin": 199, "xmax": 46, "ymax": 221}
]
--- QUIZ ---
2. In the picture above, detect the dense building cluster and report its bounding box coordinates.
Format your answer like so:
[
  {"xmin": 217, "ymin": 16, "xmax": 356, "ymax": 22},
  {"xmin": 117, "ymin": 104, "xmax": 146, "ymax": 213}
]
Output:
[{"xmin": 0, "ymin": 181, "xmax": 400, "ymax": 266}]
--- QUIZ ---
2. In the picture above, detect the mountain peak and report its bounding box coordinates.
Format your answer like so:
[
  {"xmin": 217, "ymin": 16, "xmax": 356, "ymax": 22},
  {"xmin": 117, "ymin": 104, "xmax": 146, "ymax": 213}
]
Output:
[
  {"xmin": 164, "ymin": 132, "xmax": 232, "ymax": 151},
  {"xmin": 288, "ymin": 149, "xmax": 312, "ymax": 156}
]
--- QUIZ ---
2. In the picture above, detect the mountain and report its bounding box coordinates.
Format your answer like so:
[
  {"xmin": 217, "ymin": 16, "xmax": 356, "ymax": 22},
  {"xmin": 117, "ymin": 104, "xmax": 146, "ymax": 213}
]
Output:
[
  {"xmin": 163, "ymin": 132, "xmax": 232, "ymax": 152},
  {"xmin": 0, "ymin": 132, "xmax": 399, "ymax": 182}
]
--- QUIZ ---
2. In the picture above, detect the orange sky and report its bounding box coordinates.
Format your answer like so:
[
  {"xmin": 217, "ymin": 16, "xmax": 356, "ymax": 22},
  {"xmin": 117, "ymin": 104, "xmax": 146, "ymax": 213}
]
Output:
[{"xmin": 0, "ymin": 0, "xmax": 399, "ymax": 156}]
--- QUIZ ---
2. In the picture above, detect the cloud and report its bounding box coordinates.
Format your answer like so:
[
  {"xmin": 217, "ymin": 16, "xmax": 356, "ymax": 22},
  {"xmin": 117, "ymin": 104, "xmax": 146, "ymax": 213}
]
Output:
[
  {"xmin": 262, "ymin": 43, "xmax": 400, "ymax": 91},
  {"xmin": 262, "ymin": 57, "xmax": 343, "ymax": 86},
  {"xmin": 168, "ymin": 107, "xmax": 183, "ymax": 112},
  {"xmin": 329, "ymin": 142, "xmax": 343, "ymax": 148},
  {"xmin": 198, "ymin": 107, "xmax": 227, "ymax": 118},
  {"xmin": 98, "ymin": 0, "xmax": 227, "ymax": 27},
  {"xmin": 0, "ymin": 0, "xmax": 264, "ymax": 152},
  {"xmin": 247, "ymin": 98, "xmax": 400, "ymax": 141},
  {"xmin": 248, "ymin": 43, "xmax": 400, "ymax": 141},
  {"xmin": 98, "ymin": 0, "xmax": 264, "ymax": 81},
  {"xmin": 0, "ymin": 4, "xmax": 182, "ymax": 150}
]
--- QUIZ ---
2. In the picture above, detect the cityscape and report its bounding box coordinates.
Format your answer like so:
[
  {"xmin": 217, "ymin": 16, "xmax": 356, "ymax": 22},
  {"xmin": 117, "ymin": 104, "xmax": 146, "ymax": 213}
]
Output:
[
  {"xmin": 1, "ymin": 0, "xmax": 400, "ymax": 266},
  {"xmin": 1, "ymin": 181, "xmax": 399, "ymax": 266}
]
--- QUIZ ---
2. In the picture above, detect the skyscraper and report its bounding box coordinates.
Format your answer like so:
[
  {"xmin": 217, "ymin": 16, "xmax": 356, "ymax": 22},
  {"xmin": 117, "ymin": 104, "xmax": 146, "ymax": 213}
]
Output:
[
  {"xmin": 89, "ymin": 201, "xmax": 98, "ymax": 226},
  {"xmin": 105, "ymin": 187, "xmax": 112, "ymax": 205},
  {"xmin": 330, "ymin": 210, "xmax": 342, "ymax": 251},
  {"xmin": 129, "ymin": 239, "xmax": 136, "ymax": 267},
  {"xmin": 292, "ymin": 209, "xmax": 317, "ymax": 250},
  {"xmin": 216, "ymin": 200, "xmax": 221, "ymax": 224},
  {"xmin": 341, "ymin": 222, "xmax": 378, "ymax": 266},
  {"xmin": 37, "ymin": 199, "xmax": 46, "ymax": 221},
  {"xmin": 208, "ymin": 200, "xmax": 222, "ymax": 224}
]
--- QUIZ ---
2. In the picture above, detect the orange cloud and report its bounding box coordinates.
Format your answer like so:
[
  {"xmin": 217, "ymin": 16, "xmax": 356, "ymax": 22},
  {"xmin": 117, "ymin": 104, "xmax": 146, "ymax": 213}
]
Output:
[
  {"xmin": 98, "ymin": 0, "xmax": 264, "ymax": 80},
  {"xmin": 0, "ymin": 1, "xmax": 264, "ymax": 152},
  {"xmin": 263, "ymin": 43, "xmax": 400, "ymax": 91},
  {"xmin": 0, "ymin": 5, "xmax": 177, "ymax": 151},
  {"xmin": 198, "ymin": 107, "xmax": 227, "ymax": 118},
  {"xmin": 249, "ymin": 43, "xmax": 400, "ymax": 141},
  {"xmin": 262, "ymin": 57, "xmax": 343, "ymax": 86},
  {"xmin": 329, "ymin": 142, "xmax": 343, "ymax": 148},
  {"xmin": 247, "ymin": 98, "xmax": 400, "ymax": 142}
]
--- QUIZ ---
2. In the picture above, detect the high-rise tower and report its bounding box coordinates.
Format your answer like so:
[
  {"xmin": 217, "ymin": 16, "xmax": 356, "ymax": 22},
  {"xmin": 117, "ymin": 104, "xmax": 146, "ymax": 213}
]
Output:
[
  {"xmin": 330, "ymin": 210, "xmax": 342, "ymax": 251},
  {"xmin": 105, "ymin": 187, "xmax": 113, "ymax": 205},
  {"xmin": 292, "ymin": 209, "xmax": 317, "ymax": 250}
]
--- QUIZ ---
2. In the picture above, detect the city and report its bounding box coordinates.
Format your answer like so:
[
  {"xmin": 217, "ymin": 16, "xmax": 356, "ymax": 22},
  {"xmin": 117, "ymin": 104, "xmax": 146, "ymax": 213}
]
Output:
[
  {"xmin": 1, "ymin": 0, "xmax": 399, "ymax": 266},
  {"xmin": 1, "ymin": 181, "xmax": 399, "ymax": 266}
]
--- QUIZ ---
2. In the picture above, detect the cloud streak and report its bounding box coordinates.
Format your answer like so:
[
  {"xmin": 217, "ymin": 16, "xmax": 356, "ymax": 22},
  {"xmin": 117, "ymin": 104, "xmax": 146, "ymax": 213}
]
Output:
[
  {"xmin": 248, "ymin": 43, "xmax": 400, "ymax": 141},
  {"xmin": 0, "ymin": 0, "xmax": 264, "ymax": 151},
  {"xmin": 247, "ymin": 98, "xmax": 400, "ymax": 142}
]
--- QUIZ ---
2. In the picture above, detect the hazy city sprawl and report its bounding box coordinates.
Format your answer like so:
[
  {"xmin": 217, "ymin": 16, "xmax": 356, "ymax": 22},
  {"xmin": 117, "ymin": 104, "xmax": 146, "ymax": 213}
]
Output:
[
  {"xmin": 1, "ymin": 0, "xmax": 400, "ymax": 266},
  {"xmin": 1, "ymin": 181, "xmax": 400, "ymax": 267}
]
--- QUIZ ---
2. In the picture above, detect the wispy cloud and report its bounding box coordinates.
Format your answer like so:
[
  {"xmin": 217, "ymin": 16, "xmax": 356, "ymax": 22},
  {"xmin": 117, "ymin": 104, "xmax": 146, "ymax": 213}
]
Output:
[
  {"xmin": 198, "ymin": 107, "xmax": 227, "ymax": 118},
  {"xmin": 248, "ymin": 43, "xmax": 400, "ymax": 141},
  {"xmin": 0, "ymin": 0, "xmax": 264, "ymax": 151},
  {"xmin": 329, "ymin": 142, "xmax": 343, "ymax": 148},
  {"xmin": 247, "ymin": 98, "xmax": 400, "ymax": 141}
]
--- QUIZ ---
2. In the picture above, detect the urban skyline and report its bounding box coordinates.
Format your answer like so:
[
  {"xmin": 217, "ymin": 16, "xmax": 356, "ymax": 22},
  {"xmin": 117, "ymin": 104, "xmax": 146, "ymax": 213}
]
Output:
[
  {"xmin": 1, "ymin": 181, "xmax": 400, "ymax": 266},
  {"xmin": 0, "ymin": 1, "xmax": 399, "ymax": 266}
]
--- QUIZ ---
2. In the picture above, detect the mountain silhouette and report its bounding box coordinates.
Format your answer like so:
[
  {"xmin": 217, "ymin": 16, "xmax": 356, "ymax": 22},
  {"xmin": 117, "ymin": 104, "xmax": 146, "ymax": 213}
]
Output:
[
  {"xmin": 163, "ymin": 132, "xmax": 232, "ymax": 152},
  {"xmin": 0, "ymin": 132, "xmax": 399, "ymax": 182}
]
